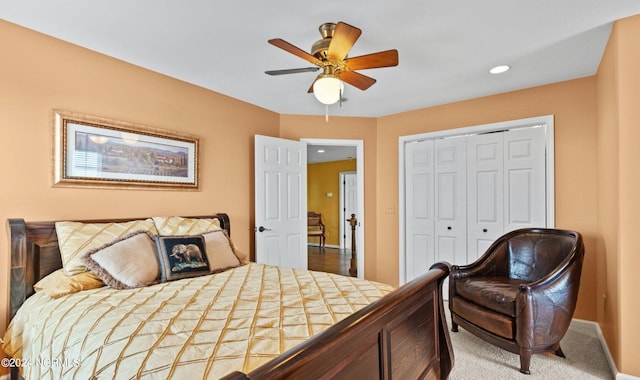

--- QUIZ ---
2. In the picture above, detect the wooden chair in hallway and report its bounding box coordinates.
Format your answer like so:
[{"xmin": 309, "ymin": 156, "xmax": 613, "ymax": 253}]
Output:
[{"xmin": 307, "ymin": 211, "xmax": 326, "ymax": 249}]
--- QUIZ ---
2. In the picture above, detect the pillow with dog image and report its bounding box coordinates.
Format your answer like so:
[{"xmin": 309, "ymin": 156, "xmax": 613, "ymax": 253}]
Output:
[{"xmin": 155, "ymin": 235, "xmax": 210, "ymax": 282}]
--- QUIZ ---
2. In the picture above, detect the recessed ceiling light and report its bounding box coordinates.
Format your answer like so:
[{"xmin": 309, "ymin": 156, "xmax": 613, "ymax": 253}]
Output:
[{"xmin": 489, "ymin": 65, "xmax": 510, "ymax": 74}]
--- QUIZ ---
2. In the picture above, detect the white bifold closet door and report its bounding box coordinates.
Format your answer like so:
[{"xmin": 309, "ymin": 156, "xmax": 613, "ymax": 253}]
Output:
[
  {"xmin": 404, "ymin": 126, "xmax": 547, "ymax": 282},
  {"xmin": 467, "ymin": 127, "xmax": 546, "ymax": 261}
]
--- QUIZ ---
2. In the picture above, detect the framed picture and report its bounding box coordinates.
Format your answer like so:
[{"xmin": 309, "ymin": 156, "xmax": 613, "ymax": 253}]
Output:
[{"xmin": 52, "ymin": 110, "xmax": 199, "ymax": 190}]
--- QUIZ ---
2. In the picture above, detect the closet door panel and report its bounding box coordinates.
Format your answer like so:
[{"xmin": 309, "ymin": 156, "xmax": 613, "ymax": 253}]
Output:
[
  {"xmin": 504, "ymin": 127, "xmax": 547, "ymax": 230},
  {"xmin": 434, "ymin": 137, "xmax": 467, "ymax": 265},
  {"xmin": 405, "ymin": 140, "xmax": 435, "ymax": 281},
  {"xmin": 467, "ymin": 133, "xmax": 504, "ymax": 262}
]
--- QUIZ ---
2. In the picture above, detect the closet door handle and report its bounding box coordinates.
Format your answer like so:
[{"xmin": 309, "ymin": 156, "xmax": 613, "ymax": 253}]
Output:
[
  {"xmin": 482, "ymin": 228, "xmax": 488, "ymax": 233},
  {"xmin": 447, "ymin": 226, "xmax": 452, "ymax": 230}
]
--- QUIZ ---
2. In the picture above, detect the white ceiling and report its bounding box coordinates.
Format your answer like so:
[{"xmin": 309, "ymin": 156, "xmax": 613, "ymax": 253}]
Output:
[
  {"xmin": 2, "ymin": 1, "xmax": 640, "ymax": 118},
  {"xmin": 307, "ymin": 145, "xmax": 356, "ymax": 164}
]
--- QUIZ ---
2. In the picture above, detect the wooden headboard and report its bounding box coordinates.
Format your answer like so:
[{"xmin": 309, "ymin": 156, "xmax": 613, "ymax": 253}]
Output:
[{"xmin": 7, "ymin": 213, "xmax": 230, "ymax": 320}]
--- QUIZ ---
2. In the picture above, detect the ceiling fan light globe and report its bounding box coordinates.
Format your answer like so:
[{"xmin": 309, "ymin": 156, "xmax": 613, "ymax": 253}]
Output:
[{"xmin": 313, "ymin": 76, "xmax": 344, "ymax": 105}]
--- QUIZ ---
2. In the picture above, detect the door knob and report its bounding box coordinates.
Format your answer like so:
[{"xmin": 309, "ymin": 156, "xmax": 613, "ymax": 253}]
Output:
[
  {"xmin": 483, "ymin": 228, "xmax": 488, "ymax": 233},
  {"xmin": 447, "ymin": 226, "xmax": 452, "ymax": 230},
  {"xmin": 257, "ymin": 226, "xmax": 271, "ymax": 232}
]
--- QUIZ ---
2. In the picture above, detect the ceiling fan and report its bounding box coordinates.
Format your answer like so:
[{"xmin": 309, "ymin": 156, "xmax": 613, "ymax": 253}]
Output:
[{"xmin": 266, "ymin": 21, "xmax": 399, "ymax": 105}]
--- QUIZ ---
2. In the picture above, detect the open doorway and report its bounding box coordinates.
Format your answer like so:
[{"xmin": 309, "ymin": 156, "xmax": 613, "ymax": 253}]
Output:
[{"xmin": 303, "ymin": 139, "xmax": 364, "ymax": 278}]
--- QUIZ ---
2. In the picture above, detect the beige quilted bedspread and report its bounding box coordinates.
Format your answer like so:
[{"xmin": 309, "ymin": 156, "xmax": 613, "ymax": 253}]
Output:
[{"xmin": 3, "ymin": 263, "xmax": 393, "ymax": 379}]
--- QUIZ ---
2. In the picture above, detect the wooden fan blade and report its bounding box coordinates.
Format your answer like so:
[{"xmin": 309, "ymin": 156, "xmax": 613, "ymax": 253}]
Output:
[
  {"xmin": 327, "ymin": 22, "xmax": 362, "ymax": 61},
  {"xmin": 345, "ymin": 49, "xmax": 399, "ymax": 70},
  {"xmin": 268, "ymin": 39, "xmax": 323, "ymax": 65},
  {"xmin": 265, "ymin": 67, "xmax": 320, "ymax": 75},
  {"xmin": 338, "ymin": 70, "xmax": 377, "ymax": 91}
]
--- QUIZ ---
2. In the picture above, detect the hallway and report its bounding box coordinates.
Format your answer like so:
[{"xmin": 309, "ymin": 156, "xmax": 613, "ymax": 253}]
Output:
[{"xmin": 307, "ymin": 246, "xmax": 352, "ymax": 276}]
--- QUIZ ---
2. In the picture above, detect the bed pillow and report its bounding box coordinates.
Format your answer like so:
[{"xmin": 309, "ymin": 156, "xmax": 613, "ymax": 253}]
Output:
[
  {"xmin": 152, "ymin": 216, "xmax": 221, "ymax": 235},
  {"xmin": 230, "ymin": 241, "xmax": 250, "ymax": 265},
  {"xmin": 56, "ymin": 218, "xmax": 158, "ymax": 275},
  {"xmin": 33, "ymin": 269, "xmax": 105, "ymax": 298},
  {"xmin": 202, "ymin": 230, "xmax": 241, "ymax": 272},
  {"xmin": 205, "ymin": 230, "xmax": 250, "ymax": 266},
  {"xmin": 155, "ymin": 235, "xmax": 210, "ymax": 282},
  {"xmin": 84, "ymin": 231, "xmax": 159, "ymax": 289}
]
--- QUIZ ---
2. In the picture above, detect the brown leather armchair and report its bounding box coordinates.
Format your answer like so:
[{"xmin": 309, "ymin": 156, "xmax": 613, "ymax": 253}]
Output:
[{"xmin": 448, "ymin": 228, "xmax": 584, "ymax": 374}]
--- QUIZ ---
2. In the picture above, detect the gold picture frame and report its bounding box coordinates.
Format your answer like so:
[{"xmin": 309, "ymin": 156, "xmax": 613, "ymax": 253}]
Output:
[{"xmin": 52, "ymin": 109, "xmax": 199, "ymax": 190}]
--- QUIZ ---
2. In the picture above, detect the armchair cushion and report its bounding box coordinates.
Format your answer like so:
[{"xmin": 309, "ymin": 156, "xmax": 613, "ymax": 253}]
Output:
[
  {"xmin": 455, "ymin": 276, "xmax": 527, "ymax": 317},
  {"xmin": 308, "ymin": 226, "xmax": 324, "ymax": 235},
  {"xmin": 452, "ymin": 297, "xmax": 514, "ymax": 339}
]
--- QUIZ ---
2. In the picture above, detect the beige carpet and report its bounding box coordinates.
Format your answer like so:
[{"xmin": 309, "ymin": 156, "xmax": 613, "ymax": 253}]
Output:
[{"xmin": 447, "ymin": 313, "xmax": 613, "ymax": 379}]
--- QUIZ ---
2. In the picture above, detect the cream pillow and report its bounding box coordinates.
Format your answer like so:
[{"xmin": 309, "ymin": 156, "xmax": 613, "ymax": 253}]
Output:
[
  {"xmin": 84, "ymin": 231, "xmax": 159, "ymax": 289},
  {"xmin": 56, "ymin": 218, "xmax": 158, "ymax": 275},
  {"xmin": 153, "ymin": 216, "xmax": 221, "ymax": 235},
  {"xmin": 202, "ymin": 230, "xmax": 241, "ymax": 272},
  {"xmin": 34, "ymin": 269, "xmax": 105, "ymax": 298}
]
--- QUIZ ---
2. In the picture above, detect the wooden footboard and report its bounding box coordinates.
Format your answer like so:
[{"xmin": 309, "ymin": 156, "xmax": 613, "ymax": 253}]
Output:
[{"xmin": 222, "ymin": 262, "xmax": 453, "ymax": 380}]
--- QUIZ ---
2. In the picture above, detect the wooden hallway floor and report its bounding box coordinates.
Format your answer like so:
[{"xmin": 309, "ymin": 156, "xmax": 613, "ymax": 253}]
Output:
[{"xmin": 307, "ymin": 246, "xmax": 352, "ymax": 277}]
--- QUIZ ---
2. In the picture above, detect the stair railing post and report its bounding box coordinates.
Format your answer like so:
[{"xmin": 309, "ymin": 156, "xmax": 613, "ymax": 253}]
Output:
[{"xmin": 348, "ymin": 214, "xmax": 357, "ymax": 277}]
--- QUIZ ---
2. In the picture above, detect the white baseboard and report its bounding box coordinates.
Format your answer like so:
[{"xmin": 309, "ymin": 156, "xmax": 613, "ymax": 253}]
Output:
[
  {"xmin": 573, "ymin": 318, "xmax": 640, "ymax": 380},
  {"xmin": 307, "ymin": 243, "xmax": 340, "ymax": 249},
  {"xmin": 618, "ymin": 374, "xmax": 640, "ymax": 380}
]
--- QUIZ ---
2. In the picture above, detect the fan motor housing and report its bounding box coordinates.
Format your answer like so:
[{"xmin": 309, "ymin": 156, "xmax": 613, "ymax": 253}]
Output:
[{"xmin": 311, "ymin": 23, "xmax": 336, "ymax": 60}]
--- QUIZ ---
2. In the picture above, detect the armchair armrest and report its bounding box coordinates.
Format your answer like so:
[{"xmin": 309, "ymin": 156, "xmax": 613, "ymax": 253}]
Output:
[
  {"xmin": 451, "ymin": 242, "xmax": 510, "ymax": 280},
  {"xmin": 515, "ymin": 244, "xmax": 584, "ymax": 348}
]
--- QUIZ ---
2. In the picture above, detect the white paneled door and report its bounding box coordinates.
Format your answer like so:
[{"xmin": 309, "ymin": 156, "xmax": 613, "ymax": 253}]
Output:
[
  {"xmin": 402, "ymin": 120, "xmax": 551, "ymax": 285},
  {"xmin": 434, "ymin": 136, "xmax": 468, "ymax": 266},
  {"xmin": 404, "ymin": 139, "xmax": 435, "ymax": 282},
  {"xmin": 466, "ymin": 132, "xmax": 504, "ymax": 261},
  {"xmin": 254, "ymin": 135, "xmax": 307, "ymax": 269},
  {"xmin": 340, "ymin": 172, "xmax": 358, "ymax": 250},
  {"xmin": 467, "ymin": 127, "xmax": 546, "ymax": 261},
  {"xmin": 503, "ymin": 127, "xmax": 547, "ymax": 232}
]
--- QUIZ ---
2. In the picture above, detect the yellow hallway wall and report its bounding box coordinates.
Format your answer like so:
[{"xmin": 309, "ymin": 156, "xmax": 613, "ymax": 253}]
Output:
[
  {"xmin": 308, "ymin": 159, "xmax": 357, "ymax": 247},
  {"xmin": 0, "ymin": 20, "xmax": 279, "ymax": 343}
]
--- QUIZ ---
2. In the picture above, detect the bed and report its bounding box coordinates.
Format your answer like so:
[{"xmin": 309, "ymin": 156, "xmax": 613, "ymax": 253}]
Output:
[{"xmin": 4, "ymin": 213, "xmax": 453, "ymax": 379}]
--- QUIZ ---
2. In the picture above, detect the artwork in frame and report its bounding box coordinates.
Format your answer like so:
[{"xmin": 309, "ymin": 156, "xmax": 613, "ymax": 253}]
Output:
[{"xmin": 52, "ymin": 109, "xmax": 199, "ymax": 190}]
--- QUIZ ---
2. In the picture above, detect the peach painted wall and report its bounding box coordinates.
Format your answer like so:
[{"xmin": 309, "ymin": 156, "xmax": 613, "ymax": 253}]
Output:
[
  {"xmin": 597, "ymin": 14, "xmax": 640, "ymax": 377},
  {"xmin": 615, "ymin": 15, "xmax": 640, "ymax": 377},
  {"xmin": 596, "ymin": 16, "xmax": 621, "ymax": 373},
  {"xmin": 279, "ymin": 115, "xmax": 378, "ymax": 278},
  {"xmin": 0, "ymin": 20, "xmax": 279, "ymax": 343},
  {"xmin": 376, "ymin": 78, "xmax": 599, "ymax": 322}
]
